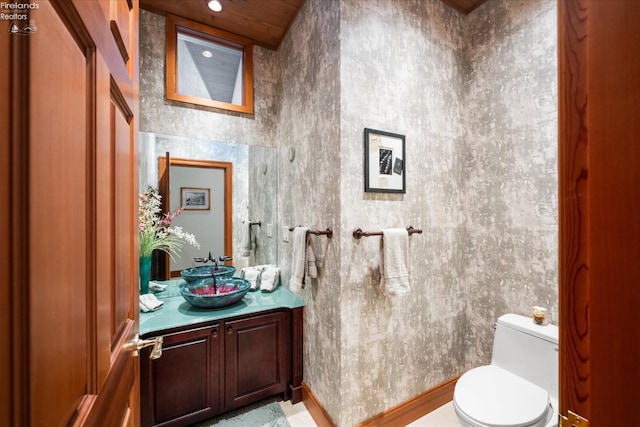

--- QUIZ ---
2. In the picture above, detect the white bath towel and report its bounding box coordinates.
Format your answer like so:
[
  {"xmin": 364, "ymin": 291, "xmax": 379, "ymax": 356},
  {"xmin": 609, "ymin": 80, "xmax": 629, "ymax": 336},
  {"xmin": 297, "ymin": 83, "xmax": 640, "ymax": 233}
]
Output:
[
  {"xmin": 380, "ymin": 228, "xmax": 410, "ymax": 296},
  {"xmin": 289, "ymin": 227, "xmax": 310, "ymax": 294},
  {"xmin": 260, "ymin": 266, "xmax": 280, "ymax": 292}
]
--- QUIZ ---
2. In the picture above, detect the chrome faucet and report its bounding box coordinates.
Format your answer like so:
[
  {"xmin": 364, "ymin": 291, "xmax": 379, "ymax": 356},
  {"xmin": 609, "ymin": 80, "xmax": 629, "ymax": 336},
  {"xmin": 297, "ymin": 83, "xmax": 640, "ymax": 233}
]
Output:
[{"xmin": 193, "ymin": 252, "xmax": 233, "ymax": 270}]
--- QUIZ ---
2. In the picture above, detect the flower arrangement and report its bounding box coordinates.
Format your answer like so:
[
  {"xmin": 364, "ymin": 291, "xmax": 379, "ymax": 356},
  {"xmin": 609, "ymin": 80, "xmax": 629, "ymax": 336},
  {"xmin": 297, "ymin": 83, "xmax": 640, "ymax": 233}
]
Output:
[{"xmin": 139, "ymin": 187, "xmax": 200, "ymax": 259}]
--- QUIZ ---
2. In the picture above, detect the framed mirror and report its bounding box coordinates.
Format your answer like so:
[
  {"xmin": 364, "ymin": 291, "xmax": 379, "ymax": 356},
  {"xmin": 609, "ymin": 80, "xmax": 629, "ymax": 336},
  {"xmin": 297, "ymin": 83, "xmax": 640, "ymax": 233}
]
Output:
[
  {"xmin": 166, "ymin": 14, "xmax": 254, "ymax": 114},
  {"xmin": 140, "ymin": 133, "xmax": 278, "ymax": 281}
]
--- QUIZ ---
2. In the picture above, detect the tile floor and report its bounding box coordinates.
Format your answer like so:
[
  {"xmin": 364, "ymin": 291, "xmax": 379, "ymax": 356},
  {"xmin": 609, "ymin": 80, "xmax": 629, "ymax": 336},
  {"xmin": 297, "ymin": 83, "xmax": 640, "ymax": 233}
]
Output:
[{"xmin": 279, "ymin": 400, "xmax": 462, "ymax": 427}]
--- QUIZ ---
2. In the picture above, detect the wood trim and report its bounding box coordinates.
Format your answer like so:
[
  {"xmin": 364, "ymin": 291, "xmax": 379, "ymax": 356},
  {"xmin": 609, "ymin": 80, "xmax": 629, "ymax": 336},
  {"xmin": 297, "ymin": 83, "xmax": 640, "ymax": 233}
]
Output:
[
  {"xmin": 558, "ymin": 0, "xmax": 590, "ymax": 419},
  {"xmin": 290, "ymin": 307, "xmax": 304, "ymax": 404},
  {"xmin": 157, "ymin": 153, "xmax": 170, "ymax": 280},
  {"xmin": 9, "ymin": 18, "xmax": 31, "ymax": 426},
  {"xmin": 0, "ymin": 14, "xmax": 11, "ymax": 427},
  {"xmin": 110, "ymin": 19, "xmax": 130, "ymax": 64},
  {"xmin": 302, "ymin": 382, "xmax": 337, "ymax": 427},
  {"xmin": 356, "ymin": 376, "xmax": 459, "ymax": 427},
  {"xmin": 302, "ymin": 376, "xmax": 459, "ymax": 427},
  {"xmin": 440, "ymin": 0, "xmax": 488, "ymax": 15}
]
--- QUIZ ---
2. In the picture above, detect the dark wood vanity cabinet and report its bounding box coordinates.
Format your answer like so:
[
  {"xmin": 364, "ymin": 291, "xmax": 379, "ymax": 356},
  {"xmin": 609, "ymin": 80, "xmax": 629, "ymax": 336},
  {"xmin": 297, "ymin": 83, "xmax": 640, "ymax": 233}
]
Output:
[
  {"xmin": 224, "ymin": 312, "xmax": 288, "ymax": 410},
  {"xmin": 140, "ymin": 325, "xmax": 221, "ymax": 426},
  {"xmin": 140, "ymin": 308, "xmax": 302, "ymax": 427}
]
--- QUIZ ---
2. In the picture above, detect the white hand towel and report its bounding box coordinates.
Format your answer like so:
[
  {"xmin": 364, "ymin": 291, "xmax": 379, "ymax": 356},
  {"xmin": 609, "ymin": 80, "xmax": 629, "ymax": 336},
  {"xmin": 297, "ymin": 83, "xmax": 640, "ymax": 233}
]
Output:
[
  {"xmin": 380, "ymin": 228, "xmax": 410, "ymax": 296},
  {"xmin": 139, "ymin": 294, "xmax": 164, "ymax": 312},
  {"xmin": 240, "ymin": 220, "xmax": 253, "ymax": 257},
  {"xmin": 241, "ymin": 266, "xmax": 261, "ymax": 290},
  {"xmin": 149, "ymin": 281, "xmax": 167, "ymax": 292},
  {"xmin": 289, "ymin": 227, "xmax": 310, "ymax": 294},
  {"xmin": 260, "ymin": 266, "xmax": 280, "ymax": 292},
  {"xmin": 306, "ymin": 235, "xmax": 318, "ymax": 282}
]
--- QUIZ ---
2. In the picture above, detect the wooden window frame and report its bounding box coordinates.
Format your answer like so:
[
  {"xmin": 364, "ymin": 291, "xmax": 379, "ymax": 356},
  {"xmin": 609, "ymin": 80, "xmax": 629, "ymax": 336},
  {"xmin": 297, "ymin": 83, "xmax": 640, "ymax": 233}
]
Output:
[{"xmin": 166, "ymin": 14, "xmax": 254, "ymax": 114}]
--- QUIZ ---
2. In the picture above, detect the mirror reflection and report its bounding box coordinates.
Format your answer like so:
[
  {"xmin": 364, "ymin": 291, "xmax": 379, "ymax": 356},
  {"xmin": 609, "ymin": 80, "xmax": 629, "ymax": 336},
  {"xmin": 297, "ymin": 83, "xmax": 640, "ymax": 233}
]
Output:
[
  {"xmin": 168, "ymin": 159, "xmax": 232, "ymax": 276},
  {"xmin": 139, "ymin": 132, "xmax": 277, "ymax": 279}
]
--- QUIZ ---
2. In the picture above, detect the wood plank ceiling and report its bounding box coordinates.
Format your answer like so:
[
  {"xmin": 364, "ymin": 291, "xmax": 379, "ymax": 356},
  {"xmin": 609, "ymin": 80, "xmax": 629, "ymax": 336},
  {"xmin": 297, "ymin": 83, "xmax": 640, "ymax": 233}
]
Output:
[{"xmin": 140, "ymin": 0, "xmax": 488, "ymax": 51}]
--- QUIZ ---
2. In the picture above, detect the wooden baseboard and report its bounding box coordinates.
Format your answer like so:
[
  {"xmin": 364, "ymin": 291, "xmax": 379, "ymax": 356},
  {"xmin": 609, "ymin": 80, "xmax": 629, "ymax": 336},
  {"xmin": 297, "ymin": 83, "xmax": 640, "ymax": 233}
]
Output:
[
  {"xmin": 302, "ymin": 381, "xmax": 337, "ymax": 427},
  {"xmin": 356, "ymin": 375, "xmax": 459, "ymax": 426},
  {"xmin": 302, "ymin": 376, "xmax": 459, "ymax": 427}
]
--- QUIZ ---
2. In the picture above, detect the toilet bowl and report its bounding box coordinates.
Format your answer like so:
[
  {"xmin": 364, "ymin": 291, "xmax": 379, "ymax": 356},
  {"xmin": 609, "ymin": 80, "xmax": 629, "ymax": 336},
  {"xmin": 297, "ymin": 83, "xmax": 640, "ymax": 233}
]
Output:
[{"xmin": 453, "ymin": 314, "xmax": 559, "ymax": 427}]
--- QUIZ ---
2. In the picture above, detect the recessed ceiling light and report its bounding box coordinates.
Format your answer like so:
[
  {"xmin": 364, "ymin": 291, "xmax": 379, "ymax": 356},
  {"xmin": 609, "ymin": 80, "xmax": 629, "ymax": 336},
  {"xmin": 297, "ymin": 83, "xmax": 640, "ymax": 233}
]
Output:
[
  {"xmin": 207, "ymin": 0, "xmax": 222, "ymax": 12},
  {"xmin": 202, "ymin": 50, "xmax": 213, "ymax": 58}
]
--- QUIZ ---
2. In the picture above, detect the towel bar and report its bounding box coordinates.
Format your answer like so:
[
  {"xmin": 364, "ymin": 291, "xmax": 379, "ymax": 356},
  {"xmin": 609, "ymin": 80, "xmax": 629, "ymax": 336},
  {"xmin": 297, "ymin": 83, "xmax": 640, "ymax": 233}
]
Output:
[
  {"xmin": 352, "ymin": 226, "xmax": 422, "ymax": 239},
  {"xmin": 288, "ymin": 226, "xmax": 333, "ymax": 239}
]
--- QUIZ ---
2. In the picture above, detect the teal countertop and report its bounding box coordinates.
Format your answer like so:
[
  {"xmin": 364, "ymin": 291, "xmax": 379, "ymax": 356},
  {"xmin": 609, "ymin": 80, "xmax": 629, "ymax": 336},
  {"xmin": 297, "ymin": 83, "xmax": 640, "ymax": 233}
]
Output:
[{"xmin": 140, "ymin": 279, "xmax": 305, "ymax": 337}]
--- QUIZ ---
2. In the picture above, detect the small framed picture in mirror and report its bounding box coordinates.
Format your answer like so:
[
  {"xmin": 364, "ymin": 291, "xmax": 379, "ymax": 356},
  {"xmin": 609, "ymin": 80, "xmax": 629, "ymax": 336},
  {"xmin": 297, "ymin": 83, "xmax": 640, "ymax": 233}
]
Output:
[
  {"xmin": 364, "ymin": 128, "xmax": 406, "ymax": 193},
  {"xmin": 181, "ymin": 187, "xmax": 211, "ymax": 210}
]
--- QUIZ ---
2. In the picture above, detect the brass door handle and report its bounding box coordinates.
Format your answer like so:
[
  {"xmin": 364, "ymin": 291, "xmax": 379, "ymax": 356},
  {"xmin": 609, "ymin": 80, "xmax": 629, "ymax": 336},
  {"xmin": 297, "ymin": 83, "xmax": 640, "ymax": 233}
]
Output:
[{"xmin": 125, "ymin": 335, "xmax": 163, "ymax": 359}]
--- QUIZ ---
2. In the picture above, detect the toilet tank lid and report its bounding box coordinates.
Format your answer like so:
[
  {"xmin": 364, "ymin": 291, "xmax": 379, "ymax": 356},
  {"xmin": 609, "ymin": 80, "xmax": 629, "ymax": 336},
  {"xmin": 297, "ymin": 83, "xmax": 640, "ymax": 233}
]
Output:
[{"xmin": 497, "ymin": 314, "xmax": 559, "ymax": 344}]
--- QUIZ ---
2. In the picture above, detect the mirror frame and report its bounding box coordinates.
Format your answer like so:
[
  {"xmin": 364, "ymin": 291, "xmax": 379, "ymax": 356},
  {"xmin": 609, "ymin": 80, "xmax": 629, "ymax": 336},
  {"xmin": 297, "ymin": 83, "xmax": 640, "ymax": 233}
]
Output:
[{"xmin": 166, "ymin": 14, "xmax": 254, "ymax": 114}]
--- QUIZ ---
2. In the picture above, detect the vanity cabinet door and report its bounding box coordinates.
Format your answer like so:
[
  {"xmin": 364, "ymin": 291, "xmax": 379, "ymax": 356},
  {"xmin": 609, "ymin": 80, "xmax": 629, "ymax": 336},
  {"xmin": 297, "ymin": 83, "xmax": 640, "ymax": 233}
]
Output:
[
  {"xmin": 224, "ymin": 312, "xmax": 289, "ymax": 410},
  {"xmin": 140, "ymin": 325, "xmax": 221, "ymax": 427}
]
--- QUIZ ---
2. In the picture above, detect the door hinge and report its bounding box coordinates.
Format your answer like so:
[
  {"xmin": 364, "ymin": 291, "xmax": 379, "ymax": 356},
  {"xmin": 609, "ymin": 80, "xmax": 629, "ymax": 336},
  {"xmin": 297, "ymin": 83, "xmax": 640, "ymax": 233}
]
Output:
[{"xmin": 560, "ymin": 410, "xmax": 589, "ymax": 427}]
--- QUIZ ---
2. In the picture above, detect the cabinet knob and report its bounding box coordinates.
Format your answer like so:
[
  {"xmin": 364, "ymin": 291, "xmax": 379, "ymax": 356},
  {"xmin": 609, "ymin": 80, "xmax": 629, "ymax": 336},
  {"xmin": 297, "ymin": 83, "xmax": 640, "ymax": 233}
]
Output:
[
  {"xmin": 227, "ymin": 326, "xmax": 233, "ymax": 334},
  {"xmin": 212, "ymin": 330, "xmax": 218, "ymax": 338},
  {"xmin": 124, "ymin": 335, "xmax": 163, "ymax": 359}
]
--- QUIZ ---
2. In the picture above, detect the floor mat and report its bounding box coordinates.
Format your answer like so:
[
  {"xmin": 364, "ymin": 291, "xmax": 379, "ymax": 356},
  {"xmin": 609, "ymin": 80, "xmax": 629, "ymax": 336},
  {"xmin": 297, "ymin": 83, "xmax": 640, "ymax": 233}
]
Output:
[{"xmin": 190, "ymin": 398, "xmax": 291, "ymax": 427}]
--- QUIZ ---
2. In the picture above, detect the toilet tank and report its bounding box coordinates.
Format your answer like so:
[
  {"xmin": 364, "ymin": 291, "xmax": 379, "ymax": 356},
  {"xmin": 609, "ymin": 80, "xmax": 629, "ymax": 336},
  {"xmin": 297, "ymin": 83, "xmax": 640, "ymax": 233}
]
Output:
[{"xmin": 491, "ymin": 313, "xmax": 559, "ymax": 400}]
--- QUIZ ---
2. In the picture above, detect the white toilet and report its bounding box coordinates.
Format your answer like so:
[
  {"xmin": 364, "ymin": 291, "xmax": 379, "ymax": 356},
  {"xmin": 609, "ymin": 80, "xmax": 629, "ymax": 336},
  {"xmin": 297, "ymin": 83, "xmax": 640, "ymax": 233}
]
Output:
[{"xmin": 453, "ymin": 313, "xmax": 559, "ymax": 427}]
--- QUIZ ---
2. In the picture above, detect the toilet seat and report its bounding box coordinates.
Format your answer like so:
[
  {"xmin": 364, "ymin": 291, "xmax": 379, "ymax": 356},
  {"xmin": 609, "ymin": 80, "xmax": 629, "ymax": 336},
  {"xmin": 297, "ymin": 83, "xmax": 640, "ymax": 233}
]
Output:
[{"xmin": 454, "ymin": 365, "xmax": 551, "ymax": 427}]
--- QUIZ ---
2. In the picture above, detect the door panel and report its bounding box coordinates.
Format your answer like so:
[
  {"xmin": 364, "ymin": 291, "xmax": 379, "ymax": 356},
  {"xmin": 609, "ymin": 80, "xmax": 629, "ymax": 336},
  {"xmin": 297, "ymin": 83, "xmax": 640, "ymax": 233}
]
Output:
[
  {"xmin": 559, "ymin": 0, "xmax": 640, "ymax": 424},
  {"xmin": 4, "ymin": 0, "xmax": 140, "ymax": 425},
  {"xmin": 29, "ymin": 1, "xmax": 89, "ymax": 423},
  {"xmin": 110, "ymin": 0, "xmax": 132, "ymax": 66},
  {"xmin": 113, "ymin": 86, "xmax": 135, "ymax": 341},
  {"xmin": 224, "ymin": 312, "xmax": 288, "ymax": 410},
  {"xmin": 140, "ymin": 325, "xmax": 221, "ymax": 426}
]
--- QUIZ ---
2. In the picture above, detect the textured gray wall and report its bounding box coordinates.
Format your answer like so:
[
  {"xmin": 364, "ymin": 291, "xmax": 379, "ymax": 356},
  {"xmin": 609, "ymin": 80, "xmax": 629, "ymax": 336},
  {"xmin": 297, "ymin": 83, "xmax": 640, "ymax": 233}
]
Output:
[
  {"xmin": 276, "ymin": 0, "xmax": 344, "ymax": 421},
  {"xmin": 338, "ymin": 1, "xmax": 467, "ymax": 424},
  {"xmin": 278, "ymin": 0, "xmax": 557, "ymax": 425},
  {"xmin": 139, "ymin": 0, "xmax": 557, "ymax": 425},
  {"xmin": 462, "ymin": 0, "xmax": 558, "ymax": 374}
]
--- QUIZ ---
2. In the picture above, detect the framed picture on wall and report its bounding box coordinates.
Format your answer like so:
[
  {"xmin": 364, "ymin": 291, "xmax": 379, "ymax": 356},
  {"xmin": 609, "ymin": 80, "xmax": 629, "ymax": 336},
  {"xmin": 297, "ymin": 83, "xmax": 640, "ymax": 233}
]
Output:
[
  {"xmin": 364, "ymin": 128, "xmax": 406, "ymax": 193},
  {"xmin": 181, "ymin": 187, "xmax": 211, "ymax": 210}
]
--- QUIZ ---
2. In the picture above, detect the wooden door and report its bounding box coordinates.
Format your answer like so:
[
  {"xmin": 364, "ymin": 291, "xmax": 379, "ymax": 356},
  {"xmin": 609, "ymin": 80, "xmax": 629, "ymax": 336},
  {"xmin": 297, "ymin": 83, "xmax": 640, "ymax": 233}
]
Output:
[
  {"xmin": 558, "ymin": 1, "xmax": 640, "ymax": 425},
  {"xmin": 2, "ymin": 0, "xmax": 141, "ymax": 425}
]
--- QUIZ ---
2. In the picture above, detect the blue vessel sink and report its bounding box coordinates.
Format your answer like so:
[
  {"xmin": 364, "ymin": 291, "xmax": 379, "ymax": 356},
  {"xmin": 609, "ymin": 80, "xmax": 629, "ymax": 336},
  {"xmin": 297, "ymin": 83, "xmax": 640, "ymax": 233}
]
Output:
[
  {"xmin": 180, "ymin": 265, "xmax": 236, "ymax": 283},
  {"xmin": 180, "ymin": 277, "xmax": 250, "ymax": 309}
]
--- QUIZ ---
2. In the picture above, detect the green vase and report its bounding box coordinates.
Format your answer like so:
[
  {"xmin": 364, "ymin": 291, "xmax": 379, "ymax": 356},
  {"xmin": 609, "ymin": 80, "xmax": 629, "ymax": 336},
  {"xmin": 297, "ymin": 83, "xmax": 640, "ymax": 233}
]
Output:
[{"xmin": 140, "ymin": 255, "xmax": 152, "ymax": 295}]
